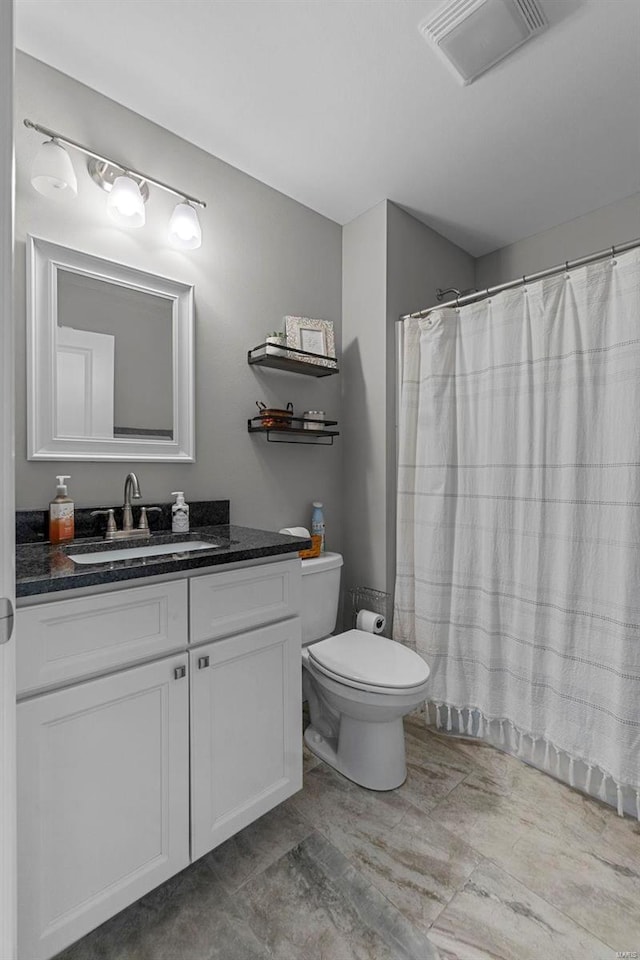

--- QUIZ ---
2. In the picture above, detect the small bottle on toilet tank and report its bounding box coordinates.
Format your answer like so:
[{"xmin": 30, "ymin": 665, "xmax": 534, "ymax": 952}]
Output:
[{"xmin": 311, "ymin": 501, "xmax": 325, "ymax": 553}]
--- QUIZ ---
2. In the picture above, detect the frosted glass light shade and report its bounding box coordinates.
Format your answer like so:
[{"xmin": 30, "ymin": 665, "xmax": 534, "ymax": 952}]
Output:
[
  {"xmin": 107, "ymin": 175, "xmax": 145, "ymax": 228},
  {"xmin": 31, "ymin": 140, "xmax": 78, "ymax": 200},
  {"xmin": 168, "ymin": 202, "xmax": 202, "ymax": 250}
]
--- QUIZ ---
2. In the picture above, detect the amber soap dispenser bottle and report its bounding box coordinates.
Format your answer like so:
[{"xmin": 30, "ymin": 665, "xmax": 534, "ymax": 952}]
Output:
[{"xmin": 49, "ymin": 475, "xmax": 74, "ymax": 543}]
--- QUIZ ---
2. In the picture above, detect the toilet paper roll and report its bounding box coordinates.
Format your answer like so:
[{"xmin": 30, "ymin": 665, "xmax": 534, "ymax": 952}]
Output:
[
  {"xmin": 356, "ymin": 609, "xmax": 386, "ymax": 634},
  {"xmin": 279, "ymin": 526, "xmax": 311, "ymax": 538}
]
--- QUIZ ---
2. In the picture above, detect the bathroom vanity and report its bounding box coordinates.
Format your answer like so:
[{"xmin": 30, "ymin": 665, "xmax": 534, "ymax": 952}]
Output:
[{"xmin": 15, "ymin": 520, "xmax": 307, "ymax": 960}]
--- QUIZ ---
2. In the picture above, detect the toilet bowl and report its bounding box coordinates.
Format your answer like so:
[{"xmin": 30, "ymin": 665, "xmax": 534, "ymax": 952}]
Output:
[
  {"xmin": 302, "ymin": 632, "xmax": 430, "ymax": 790},
  {"xmin": 300, "ymin": 553, "xmax": 430, "ymax": 791}
]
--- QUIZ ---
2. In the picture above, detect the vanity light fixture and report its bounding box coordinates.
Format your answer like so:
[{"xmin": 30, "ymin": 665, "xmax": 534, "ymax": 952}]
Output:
[
  {"xmin": 107, "ymin": 175, "xmax": 146, "ymax": 228},
  {"xmin": 24, "ymin": 118, "xmax": 206, "ymax": 247},
  {"xmin": 168, "ymin": 201, "xmax": 202, "ymax": 250},
  {"xmin": 30, "ymin": 138, "xmax": 78, "ymax": 201}
]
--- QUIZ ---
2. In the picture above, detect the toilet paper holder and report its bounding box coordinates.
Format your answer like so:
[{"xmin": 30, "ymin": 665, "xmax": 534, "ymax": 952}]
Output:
[{"xmin": 349, "ymin": 585, "xmax": 392, "ymax": 637}]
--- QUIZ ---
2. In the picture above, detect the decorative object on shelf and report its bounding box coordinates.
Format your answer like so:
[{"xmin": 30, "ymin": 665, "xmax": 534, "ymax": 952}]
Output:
[
  {"xmin": 284, "ymin": 316, "xmax": 336, "ymax": 367},
  {"xmin": 248, "ymin": 411, "xmax": 339, "ymax": 445},
  {"xmin": 265, "ymin": 331, "xmax": 287, "ymax": 356},
  {"xmin": 24, "ymin": 118, "xmax": 205, "ymax": 249},
  {"xmin": 256, "ymin": 401, "xmax": 294, "ymax": 428},
  {"xmin": 248, "ymin": 342, "xmax": 338, "ymax": 377},
  {"xmin": 303, "ymin": 411, "xmax": 326, "ymax": 430}
]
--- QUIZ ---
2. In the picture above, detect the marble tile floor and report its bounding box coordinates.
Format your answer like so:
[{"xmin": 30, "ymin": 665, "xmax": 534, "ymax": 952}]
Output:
[{"xmin": 55, "ymin": 715, "xmax": 639, "ymax": 960}]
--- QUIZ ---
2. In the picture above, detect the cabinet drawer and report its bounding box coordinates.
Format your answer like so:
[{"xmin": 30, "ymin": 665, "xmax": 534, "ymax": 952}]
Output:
[
  {"xmin": 190, "ymin": 559, "xmax": 300, "ymax": 644},
  {"xmin": 17, "ymin": 579, "xmax": 188, "ymax": 696}
]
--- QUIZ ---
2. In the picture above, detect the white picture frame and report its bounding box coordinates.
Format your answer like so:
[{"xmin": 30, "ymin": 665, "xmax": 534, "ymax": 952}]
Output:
[
  {"xmin": 284, "ymin": 316, "xmax": 336, "ymax": 367},
  {"xmin": 27, "ymin": 235, "xmax": 195, "ymax": 462}
]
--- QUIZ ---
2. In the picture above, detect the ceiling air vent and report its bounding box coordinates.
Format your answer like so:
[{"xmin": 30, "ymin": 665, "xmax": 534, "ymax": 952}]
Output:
[{"xmin": 419, "ymin": 0, "xmax": 548, "ymax": 85}]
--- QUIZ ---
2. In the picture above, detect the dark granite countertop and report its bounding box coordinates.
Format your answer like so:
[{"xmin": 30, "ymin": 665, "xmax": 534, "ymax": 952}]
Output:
[{"xmin": 16, "ymin": 525, "xmax": 311, "ymax": 599}]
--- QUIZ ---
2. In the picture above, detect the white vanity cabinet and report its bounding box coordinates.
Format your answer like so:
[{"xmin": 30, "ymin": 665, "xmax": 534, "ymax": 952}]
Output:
[{"xmin": 16, "ymin": 557, "xmax": 302, "ymax": 960}]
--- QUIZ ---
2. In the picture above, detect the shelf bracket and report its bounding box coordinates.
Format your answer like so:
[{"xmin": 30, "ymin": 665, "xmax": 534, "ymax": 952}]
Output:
[{"xmin": 265, "ymin": 431, "xmax": 335, "ymax": 445}]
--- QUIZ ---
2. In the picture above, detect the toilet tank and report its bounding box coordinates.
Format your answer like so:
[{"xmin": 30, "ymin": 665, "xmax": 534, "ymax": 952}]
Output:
[{"xmin": 300, "ymin": 552, "xmax": 343, "ymax": 645}]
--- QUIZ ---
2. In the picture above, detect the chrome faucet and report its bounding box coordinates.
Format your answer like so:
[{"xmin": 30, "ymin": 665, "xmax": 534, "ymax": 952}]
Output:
[
  {"xmin": 92, "ymin": 472, "xmax": 160, "ymax": 541},
  {"xmin": 122, "ymin": 472, "xmax": 141, "ymax": 533}
]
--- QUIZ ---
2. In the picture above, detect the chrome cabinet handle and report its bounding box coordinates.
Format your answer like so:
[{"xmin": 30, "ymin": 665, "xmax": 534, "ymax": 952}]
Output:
[
  {"xmin": 198, "ymin": 656, "xmax": 210, "ymax": 669},
  {"xmin": 174, "ymin": 665, "xmax": 186, "ymax": 680},
  {"xmin": 0, "ymin": 597, "xmax": 14, "ymax": 646}
]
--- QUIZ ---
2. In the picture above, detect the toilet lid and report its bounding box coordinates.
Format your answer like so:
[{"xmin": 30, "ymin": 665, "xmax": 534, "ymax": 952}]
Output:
[{"xmin": 308, "ymin": 630, "xmax": 430, "ymax": 689}]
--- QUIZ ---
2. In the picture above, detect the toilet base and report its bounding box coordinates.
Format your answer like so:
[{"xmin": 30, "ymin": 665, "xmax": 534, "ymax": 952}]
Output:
[{"xmin": 304, "ymin": 716, "xmax": 407, "ymax": 791}]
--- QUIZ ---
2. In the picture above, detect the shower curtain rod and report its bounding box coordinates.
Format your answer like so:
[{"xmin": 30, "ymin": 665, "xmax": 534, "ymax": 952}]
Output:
[{"xmin": 399, "ymin": 236, "xmax": 640, "ymax": 321}]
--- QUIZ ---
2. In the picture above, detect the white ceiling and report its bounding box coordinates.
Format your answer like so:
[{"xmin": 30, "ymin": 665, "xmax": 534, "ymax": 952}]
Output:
[{"xmin": 14, "ymin": 0, "xmax": 640, "ymax": 256}]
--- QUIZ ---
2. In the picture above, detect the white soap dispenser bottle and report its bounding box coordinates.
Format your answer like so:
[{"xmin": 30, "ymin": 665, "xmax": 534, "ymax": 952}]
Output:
[{"xmin": 171, "ymin": 491, "xmax": 189, "ymax": 533}]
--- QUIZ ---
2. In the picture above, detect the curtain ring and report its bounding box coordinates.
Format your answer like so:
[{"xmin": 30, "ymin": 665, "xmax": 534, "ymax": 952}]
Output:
[
  {"xmin": 611, "ymin": 244, "xmax": 617, "ymax": 265},
  {"xmin": 456, "ymin": 295, "xmax": 460, "ymax": 308}
]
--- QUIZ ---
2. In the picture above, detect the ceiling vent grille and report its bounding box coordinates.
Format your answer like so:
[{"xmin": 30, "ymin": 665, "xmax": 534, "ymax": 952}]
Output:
[{"xmin": 419, "ymin": 0, "xmax": 548, "ymax": 85}]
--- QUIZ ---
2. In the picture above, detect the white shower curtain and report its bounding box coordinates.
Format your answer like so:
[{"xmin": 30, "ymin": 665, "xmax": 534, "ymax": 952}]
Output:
[{"xmin": 394, "ymin": 247, "xmax": 640, "ymax": 816}]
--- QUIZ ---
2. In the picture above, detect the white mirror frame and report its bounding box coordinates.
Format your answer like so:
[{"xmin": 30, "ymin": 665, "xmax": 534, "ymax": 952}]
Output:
[{"xmin": 27, "ymin": 235, "xmax": 195, "ymax": 462}]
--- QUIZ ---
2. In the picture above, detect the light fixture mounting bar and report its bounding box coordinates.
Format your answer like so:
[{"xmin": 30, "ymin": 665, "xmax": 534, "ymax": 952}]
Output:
[
  {"xmin": 23, "ymin": 118, "xmax": 206, "ymax": 208},
  {"xmin": 87, "ymin": 159, "xmax": 150, "ymax": 202}
]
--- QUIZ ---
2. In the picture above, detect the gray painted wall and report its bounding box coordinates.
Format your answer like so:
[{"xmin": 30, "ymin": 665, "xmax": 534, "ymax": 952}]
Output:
[
  {"xmin": 341, "ymin": 201, "xmax": 388, "ymax": 599},
  {"xmin": 15, "ymin": 54, "xmax": 343, "ymax": 552},
  {"xmin": 341, "ymin": 200, "xmax": 475, "ymax": 611},
  {"xmin": 476, "ymin": 192, "xmax": 640, "ymax": 288}
]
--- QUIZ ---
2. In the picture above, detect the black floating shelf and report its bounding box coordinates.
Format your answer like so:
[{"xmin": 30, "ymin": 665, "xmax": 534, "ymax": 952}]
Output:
[
  {"xmin": 248, "ymin": 415, "xmax": 339, "ymax": 445},
  {"xmin": 248, "ymin": 343, "xmax": 339, "ymax": 378}
]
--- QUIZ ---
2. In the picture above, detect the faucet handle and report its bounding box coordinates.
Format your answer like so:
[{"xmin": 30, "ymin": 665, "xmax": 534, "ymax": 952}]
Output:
[
  {"xmin": 91, "ymin": 508, "xmax": 117, "ymax": 536},
  {"xmin": 138, "ymin": 506, "xmax": 162, "ymax": 532}
]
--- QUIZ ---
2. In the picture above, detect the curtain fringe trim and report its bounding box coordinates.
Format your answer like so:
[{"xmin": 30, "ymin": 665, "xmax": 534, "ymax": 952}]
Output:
[{"xmin": 425, "ymin": 701, "xmax": 637, "ymax": 820}]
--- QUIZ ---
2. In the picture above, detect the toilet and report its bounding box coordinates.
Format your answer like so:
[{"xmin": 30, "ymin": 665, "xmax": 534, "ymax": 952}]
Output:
[{"xmin": 300, "ymin": 552, "xmax": 430, "ymax": 790}]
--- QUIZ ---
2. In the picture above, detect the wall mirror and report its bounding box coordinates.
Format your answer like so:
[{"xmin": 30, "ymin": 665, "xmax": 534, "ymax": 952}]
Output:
[{"xmin": 27, "ymin": 235, "xmax": 195, "ymax": 461}]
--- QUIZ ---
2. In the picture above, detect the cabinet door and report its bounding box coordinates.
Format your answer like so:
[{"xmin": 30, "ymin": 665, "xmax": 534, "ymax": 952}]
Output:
[
  {"xmin": 190, "ymin": 618, "xmax": 302, "ymax": 859},
  {"xmin": 18, "ymin": 654, "xmax": 190, "ymax": 960}
]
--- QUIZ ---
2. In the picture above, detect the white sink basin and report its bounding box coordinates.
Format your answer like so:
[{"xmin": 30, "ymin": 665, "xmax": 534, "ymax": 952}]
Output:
[{"xmin": 67, "ymin": 540, "xmax": 220, "ymax": 565}]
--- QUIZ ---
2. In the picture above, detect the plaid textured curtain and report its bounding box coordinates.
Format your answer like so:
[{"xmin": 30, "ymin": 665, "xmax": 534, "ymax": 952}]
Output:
[{"xmin": 394, "ymin": 247, "xmax": 640, "ymax": 817}]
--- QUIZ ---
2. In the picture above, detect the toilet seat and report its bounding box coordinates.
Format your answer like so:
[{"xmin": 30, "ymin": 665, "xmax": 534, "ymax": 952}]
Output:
[{"xmin": 308, "ymin": 629, "xmax": 430, "ymax": 694}]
